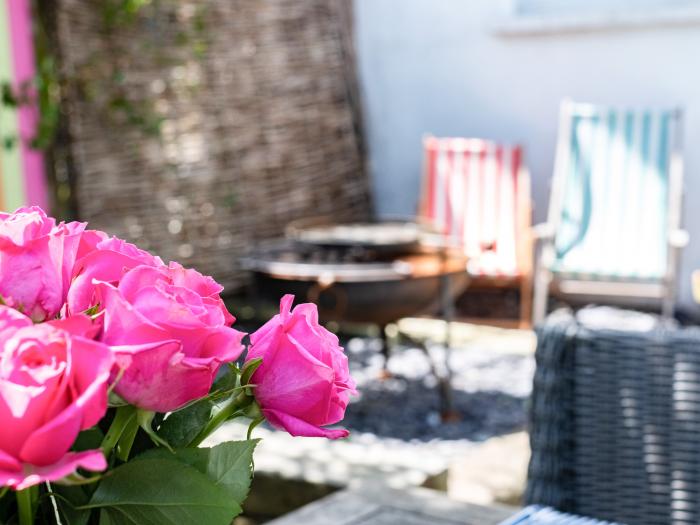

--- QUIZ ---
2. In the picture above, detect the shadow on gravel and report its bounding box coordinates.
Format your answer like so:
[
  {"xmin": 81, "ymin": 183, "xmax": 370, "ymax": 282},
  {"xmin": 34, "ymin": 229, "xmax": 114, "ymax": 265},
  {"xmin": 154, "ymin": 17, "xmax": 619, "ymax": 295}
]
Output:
[{"xmin": 343, "ymin": 375, "xmax": 528, "ymax": 442}]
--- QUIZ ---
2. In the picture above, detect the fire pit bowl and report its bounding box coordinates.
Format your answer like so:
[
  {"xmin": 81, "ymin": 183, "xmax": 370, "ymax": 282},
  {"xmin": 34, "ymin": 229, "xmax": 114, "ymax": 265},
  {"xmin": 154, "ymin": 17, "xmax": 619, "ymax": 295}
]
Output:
[
  {"xmin": 244, "ymin": 220, "xmax": 469, "ymax": 412},
  {"xmin": 242, "ymin": 239, "xmax": 469, "ymax": 327}
]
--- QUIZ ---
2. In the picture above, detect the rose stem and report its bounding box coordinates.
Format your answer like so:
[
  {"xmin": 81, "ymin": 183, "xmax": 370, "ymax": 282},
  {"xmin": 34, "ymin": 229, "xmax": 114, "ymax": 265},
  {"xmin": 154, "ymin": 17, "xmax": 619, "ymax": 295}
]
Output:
[
  {"xmin": 101, "ymin": 406, "xmax": 136, "ymax": 458},
  {"xmin": 189, "ymin": 391, "xmax": 251, "ymax": 447},
  {"xmin": 16, "ymin": 486, "xmax": 36, "ymax": 525}
]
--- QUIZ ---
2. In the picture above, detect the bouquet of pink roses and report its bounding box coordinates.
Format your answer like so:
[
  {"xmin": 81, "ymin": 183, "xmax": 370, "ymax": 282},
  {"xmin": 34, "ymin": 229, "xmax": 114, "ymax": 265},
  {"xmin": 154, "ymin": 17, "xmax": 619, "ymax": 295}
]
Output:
[{"xmin": 0, "ymin": 207, "xmax": 356, "ymax": 525}]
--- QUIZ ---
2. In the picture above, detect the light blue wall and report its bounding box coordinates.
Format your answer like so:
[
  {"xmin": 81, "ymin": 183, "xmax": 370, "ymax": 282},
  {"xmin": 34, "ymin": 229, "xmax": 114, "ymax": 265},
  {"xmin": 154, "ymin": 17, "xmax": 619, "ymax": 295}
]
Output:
[{"xmin": 354, "ymin": 0, "xmax": 700, "ymax": 309}]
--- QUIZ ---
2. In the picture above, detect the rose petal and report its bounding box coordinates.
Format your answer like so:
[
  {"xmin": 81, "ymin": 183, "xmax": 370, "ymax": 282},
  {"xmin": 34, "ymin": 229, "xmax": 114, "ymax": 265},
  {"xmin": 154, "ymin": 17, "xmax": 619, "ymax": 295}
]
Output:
[
  {"xmin": 0, "ymin": 449, "xmax": 21, "ymax": 472},
  {"xmin": 199, "ymin": 325, "xmax": 245, "ymax": 362},
  {"xmin": 19, "ymin": 405, "xmax": 83, "ymax": 467},
  {"xmin": 0, "ymin": 379, "xmax": 61, "ymax": 458},
  {"xmin": 111, "ymin": 340, "xmax": 215, "ymax": 412},
  {"xmin": 96, "ymin": 281, "xmax": 171, "ymax": 346},
  {"xmin": 66, "ymin": 336, "xmax": 114, "ymax": 429},
  {"xmin": 48, "ymin": 314, "xmax": 98, "ymax": 340},
  {"xmin": 1, "ymin": 449, "xmax": 106, "ymax": 490},
  {"xmin": 117, "ymin": 265, "xmax": 168, "ymax": 303},
  {"xmin": 55, "ymin": 220, "xmax": 87, "ymax": 295},
  {"xmin": 167, "ymin": 262, "xmax": 224, "ymax": 298},
  {"xmin": 69, "ymin": 251, "xmax": 152, "ymax": 314},
  {"xmin": 74, "ymin": 229, "xmax": 109, "ymax": 261},
  {"xmin": 262, "ymin": 408, "xmax": 349, "ymax": 439},
  {"xmin": 252, "ymin": 334, "xmax": 334, "ymax": 425}
]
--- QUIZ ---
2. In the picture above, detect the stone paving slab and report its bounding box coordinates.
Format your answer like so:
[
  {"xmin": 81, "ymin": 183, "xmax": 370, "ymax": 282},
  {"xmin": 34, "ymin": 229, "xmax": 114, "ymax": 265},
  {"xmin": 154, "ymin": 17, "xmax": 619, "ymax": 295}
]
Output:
[
  {"xmin": 448, "ymin": 431, "xmax": 530, "ymax": 506},
  {"xmin": 266, "ymin": 484, "xmax": 516, "ymax": 525}
]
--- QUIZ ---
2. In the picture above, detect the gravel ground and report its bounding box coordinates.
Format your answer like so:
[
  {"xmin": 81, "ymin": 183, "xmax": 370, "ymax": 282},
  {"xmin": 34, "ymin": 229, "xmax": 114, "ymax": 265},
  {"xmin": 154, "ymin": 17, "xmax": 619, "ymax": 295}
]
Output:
[
  {"xmin": 211, "ymin": 324, "xmax": 536, "ymax": 495},
  {"xmin": 343, "ymin": 334, "xmax": 534, "ymax": 443}
]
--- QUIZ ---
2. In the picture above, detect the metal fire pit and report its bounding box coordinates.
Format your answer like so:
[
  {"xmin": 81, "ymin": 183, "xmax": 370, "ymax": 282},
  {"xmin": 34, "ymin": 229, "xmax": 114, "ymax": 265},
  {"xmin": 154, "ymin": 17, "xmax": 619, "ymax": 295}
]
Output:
[
  {"xmin": 242, "ymin": 220, "xmax": 469, "ymax": 419},
  {"xmin": 243, "ymin": 241, "xmax": 468, "ymax": 326}
]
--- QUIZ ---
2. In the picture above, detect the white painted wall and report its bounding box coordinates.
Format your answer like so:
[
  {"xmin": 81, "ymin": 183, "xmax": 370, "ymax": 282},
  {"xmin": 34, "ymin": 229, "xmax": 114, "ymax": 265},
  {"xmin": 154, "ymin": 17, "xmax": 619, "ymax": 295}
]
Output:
[{"xmin": 354, "ymin": 0, "xmax": 700, "ymax": 310}]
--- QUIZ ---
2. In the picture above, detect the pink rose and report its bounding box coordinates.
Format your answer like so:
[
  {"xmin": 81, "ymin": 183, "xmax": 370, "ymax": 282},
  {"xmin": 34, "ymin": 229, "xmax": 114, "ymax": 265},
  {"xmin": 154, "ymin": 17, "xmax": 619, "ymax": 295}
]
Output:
[
  {"xmin": 0, "ymin": 207, "xmax": 86, "ymax": 321},
  {"xmin": 95, "ymin": 263, "xmax": 245, "ymax": 412},
  {"xmin": 67, "ymin": 235, "xmax": 163, "ymax": 315},
  {"xmin": 246, "ymin": 295, "xmax": 356, "ymax": 439},
  {"xmin": 0, "ymin": 307, "xmax": 113, "ymax": 490}
]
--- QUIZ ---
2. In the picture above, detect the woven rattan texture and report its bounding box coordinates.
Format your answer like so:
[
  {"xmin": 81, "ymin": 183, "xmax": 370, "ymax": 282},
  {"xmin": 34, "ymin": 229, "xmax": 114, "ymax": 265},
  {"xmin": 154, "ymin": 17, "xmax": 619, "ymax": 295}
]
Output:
[
  {"xmin": 55, "ymin": 0, "xmax": 371, "ymax": 291},
  {"xmin": 526, "ymin": 312, "xmax": 700, "ymax": 525}
]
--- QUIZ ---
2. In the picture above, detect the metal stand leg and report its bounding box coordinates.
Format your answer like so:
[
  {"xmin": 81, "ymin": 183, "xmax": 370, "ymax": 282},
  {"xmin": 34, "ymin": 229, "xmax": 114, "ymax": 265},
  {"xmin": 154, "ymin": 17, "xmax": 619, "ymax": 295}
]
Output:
[
  {"xmin": 399, "ymin": 331, "xmax": 457, "ymax": 422},
  {"xmin": 438, "ymin": 251, "xmax": 458, "ymax": 422},
  {"xmin": 378, "ymin": 323, "xmax": 392, "ymax": 379}
]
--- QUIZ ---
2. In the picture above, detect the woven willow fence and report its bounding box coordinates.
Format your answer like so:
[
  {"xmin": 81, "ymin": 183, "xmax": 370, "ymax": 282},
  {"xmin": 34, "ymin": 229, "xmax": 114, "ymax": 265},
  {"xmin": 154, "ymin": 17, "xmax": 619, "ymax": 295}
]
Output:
[{"xmin": 55, "ymin": 0, "xmax": 371, "ymax": 291}]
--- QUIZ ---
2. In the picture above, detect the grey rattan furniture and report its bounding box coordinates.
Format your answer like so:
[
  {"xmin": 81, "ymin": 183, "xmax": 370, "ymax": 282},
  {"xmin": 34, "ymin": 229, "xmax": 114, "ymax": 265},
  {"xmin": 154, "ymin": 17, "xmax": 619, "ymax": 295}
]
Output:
[
  {"xmin": 525, "ymin": 308, "xmax": 700, "ymax": 525},
  {"xmin": 500, "ymin": 505, "xmax": 624, "ymax": 525}
]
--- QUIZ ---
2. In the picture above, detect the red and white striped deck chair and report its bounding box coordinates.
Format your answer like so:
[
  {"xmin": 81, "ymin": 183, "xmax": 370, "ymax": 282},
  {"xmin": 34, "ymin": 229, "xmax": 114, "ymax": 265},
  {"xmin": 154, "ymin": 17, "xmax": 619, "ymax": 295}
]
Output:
[{"xmin": 420, "ymin": 137, "xmax": 533, "ymax": 327}]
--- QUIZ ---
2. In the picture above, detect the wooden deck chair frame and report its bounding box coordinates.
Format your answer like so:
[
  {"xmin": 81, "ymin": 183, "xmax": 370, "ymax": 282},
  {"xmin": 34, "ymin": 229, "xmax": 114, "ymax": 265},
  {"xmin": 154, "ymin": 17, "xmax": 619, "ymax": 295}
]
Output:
[
  {"xmin": 418, "ymin": 136, "xmax": 534, "ymax": 329},
  {"xmin": 532, "ymin": 101, "xmax": 688, "ymax": 324}
]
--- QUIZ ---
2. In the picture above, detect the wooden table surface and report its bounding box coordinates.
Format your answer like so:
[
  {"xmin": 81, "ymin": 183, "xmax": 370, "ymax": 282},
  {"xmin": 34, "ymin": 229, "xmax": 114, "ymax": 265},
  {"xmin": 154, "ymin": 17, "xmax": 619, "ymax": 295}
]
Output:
[{"xmin": 267, "ymin": 484, "xmax": 516, "ymax": 525}]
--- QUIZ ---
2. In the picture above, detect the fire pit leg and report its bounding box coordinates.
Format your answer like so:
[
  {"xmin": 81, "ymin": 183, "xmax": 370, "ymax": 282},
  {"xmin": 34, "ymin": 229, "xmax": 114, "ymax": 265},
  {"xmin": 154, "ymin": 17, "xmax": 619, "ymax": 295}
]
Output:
[
  {"xmin": 394, "ymin": 328, "xmax": 459, "ymax": 423},
  {"xmin": 378, "ymin": 324, "xmax": 392, "ymax": 379},
  {"xmin": 439, "ymin": 253, "xmax": 459, "ymax": 423}
]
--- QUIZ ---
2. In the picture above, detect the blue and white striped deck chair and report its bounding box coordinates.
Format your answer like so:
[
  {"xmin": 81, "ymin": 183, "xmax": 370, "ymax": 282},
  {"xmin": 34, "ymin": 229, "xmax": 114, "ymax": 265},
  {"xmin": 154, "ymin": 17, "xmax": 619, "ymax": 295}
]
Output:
[{"xmin": 533, "ymin": 100, "xmax": 687, "ymax": 323}]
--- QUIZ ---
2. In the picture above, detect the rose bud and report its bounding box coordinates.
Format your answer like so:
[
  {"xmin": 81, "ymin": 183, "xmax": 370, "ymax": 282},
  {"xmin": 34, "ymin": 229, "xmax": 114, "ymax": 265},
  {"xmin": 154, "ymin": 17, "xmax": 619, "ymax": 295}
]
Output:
[
  {"xmin": 0, "ymin": 307, "xmax": 113, "ymax": 489},
  {"xmin": 245, "ymin": 295, "xmax": 356, "ymax": 439}
]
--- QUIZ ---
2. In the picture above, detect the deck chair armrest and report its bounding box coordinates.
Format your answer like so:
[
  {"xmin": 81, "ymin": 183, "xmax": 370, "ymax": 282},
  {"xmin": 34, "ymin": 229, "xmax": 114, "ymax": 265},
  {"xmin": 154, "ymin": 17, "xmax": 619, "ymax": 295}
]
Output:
[
  {"xmin": 669, "ymin": 228, "xmax": 689, "ymax": 248},
  {"xmin": 532, "ymin": 223, "xmax": 555, "ymax": 241}
]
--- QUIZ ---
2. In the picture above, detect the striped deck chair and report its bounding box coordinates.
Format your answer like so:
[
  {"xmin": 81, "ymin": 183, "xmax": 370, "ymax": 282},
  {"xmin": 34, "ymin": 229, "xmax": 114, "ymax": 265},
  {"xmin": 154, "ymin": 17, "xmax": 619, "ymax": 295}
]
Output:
[
  {"xmin": 533, "ymin": 100, "xmax": 687, "ymax": 323},
  {"xmin": 420, "ymin": 136, "xmax": 534, "ymax": 328},
  {"xmin": 0, "ymin": 0, "xmax": 47, "ymax": 211}
]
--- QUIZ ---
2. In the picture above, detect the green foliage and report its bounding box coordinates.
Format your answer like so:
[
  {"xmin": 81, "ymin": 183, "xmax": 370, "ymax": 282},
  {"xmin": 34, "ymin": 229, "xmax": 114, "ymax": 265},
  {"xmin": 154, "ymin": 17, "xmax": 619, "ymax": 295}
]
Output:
[
  {"xmin": 0, "ymin": 487, "xmax": 14, "ymax": 524},
  {"xmin": 136, "ymin": 409, "xmax": 173, "ymax": 451},
  {"xmin": 0, "ymin": 0, "xmax": 209, "ymax": 157},
  {"xmin": 72, "ymin": 427, "xmax": 105, "ymax": 452},
  {"xmin": 72, "ymin": 441, "xmax": 258, "ymax": 525},
  {"xmin": 212, "ymin": 363, "xmax": 241, "ymax": 394},
  {"xmin": 101, "ymin": 0, "xmax": 152, "ymax": 29},
  {"xmin": 84, "ymin": 458, "xmax": 240, "ymax": 524},
  {"xmin": 53, "ymin": 484, "xmax": 91, "ymax": 525},
  {"xmin": 32, "ymin": 19, "xmax": 60, "ymax": 151},
  {"xmin": 156, "ymin": 398, "xmax": 214, "ymax": 448},
  {"xmin": 241, "ymin": 357, "xmax": 263, "ymax": 387},
  {"xmin": 138, "ymin": 440, "xmax": 259, "ymax": 504},
  {"xmin": 0, "ymin": 353, "xmax": 260, "ymax": 525}
]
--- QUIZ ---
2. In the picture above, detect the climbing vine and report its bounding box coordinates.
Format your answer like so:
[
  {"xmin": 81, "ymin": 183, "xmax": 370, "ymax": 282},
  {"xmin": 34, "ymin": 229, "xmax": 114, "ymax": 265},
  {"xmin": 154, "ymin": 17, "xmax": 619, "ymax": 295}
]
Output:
[
  {"xmin": 0, "ymin": 0, "xmax": 209, "ymax": 218},
  {"xmin": 1, "ymin": 0, "xmax": 209, "ymax": 185}
]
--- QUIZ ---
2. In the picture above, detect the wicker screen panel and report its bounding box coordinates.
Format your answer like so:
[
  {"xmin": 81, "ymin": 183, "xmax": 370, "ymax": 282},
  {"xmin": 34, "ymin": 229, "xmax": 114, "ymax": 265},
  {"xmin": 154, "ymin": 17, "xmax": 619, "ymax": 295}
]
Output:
[{"xmin": 55, "ymin": 0, "xmax": 371, "ymax": 291}]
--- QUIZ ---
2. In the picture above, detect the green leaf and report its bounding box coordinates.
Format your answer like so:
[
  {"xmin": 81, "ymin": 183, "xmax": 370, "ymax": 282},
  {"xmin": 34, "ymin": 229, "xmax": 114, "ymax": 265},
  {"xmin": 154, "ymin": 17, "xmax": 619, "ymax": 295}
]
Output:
[
  {"xmin": 157, "ymin": 398, "xmax": 214, "ymax": 448},
  {"xmin": 82, "ymin": 457, "xmax": 240, "ymax": 525},
  {"xmin": 138, "ymin": 440, "xmax": 259, "ymax": 503},
  {"xmin": 52, "ymin": 484, "xmax": 91, "ymax": 525},
  {"xmin": 136, "ymin": 410, "xmax": 172, "ymax": 451},
  {"xmin": 72, "ymin": 427, "xmax": 104, "ymax": 452},
  {"xmin": 212, "ymin": 365, "xmax": 239, "ymax": 394},
  {"xmin": 0, "ymin": 486, "xmax": 15, "ymax": 524}
]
